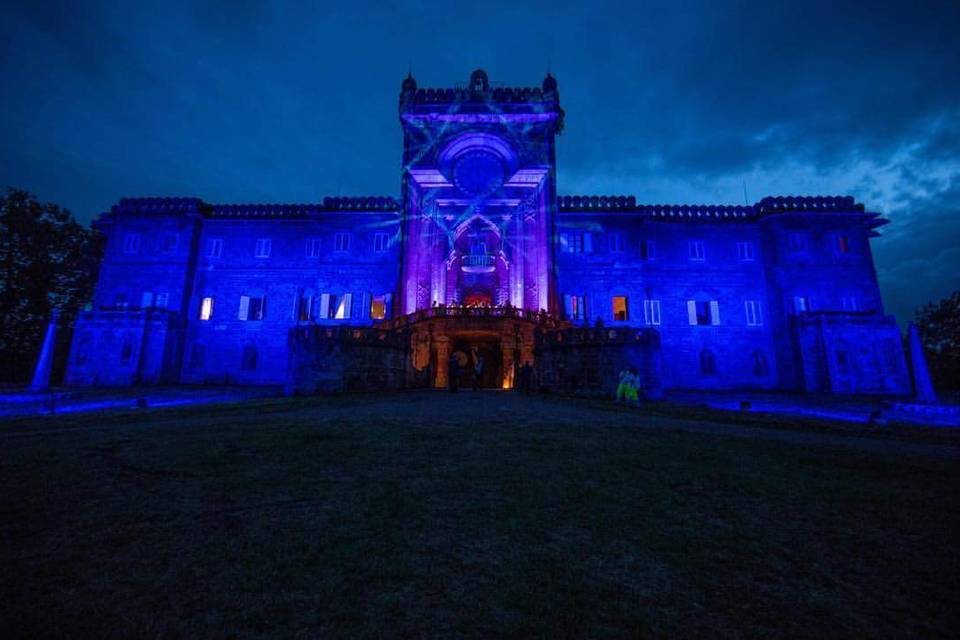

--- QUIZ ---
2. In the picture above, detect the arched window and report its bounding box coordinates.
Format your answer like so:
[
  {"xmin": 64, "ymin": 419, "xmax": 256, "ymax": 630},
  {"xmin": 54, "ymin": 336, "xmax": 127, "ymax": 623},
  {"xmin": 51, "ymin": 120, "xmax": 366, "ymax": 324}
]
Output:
[
  {"xmin": 753, "ymin": 350, "xmax": 769, "ymax": 376},
  {"xmin": 700, "ymin": 349, "xmax": 717, "ymax": 375},
  {"xmin": 241, "ymin": 345, "xmax": 258, "ymax": 371}
]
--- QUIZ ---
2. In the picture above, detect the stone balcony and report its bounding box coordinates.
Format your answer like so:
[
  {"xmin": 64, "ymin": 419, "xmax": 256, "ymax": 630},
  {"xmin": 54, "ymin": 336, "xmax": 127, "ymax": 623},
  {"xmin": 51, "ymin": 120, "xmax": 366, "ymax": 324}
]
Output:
[{"xmin": 461, "ymin": 254, "xmax": 496, "ymax": 273}]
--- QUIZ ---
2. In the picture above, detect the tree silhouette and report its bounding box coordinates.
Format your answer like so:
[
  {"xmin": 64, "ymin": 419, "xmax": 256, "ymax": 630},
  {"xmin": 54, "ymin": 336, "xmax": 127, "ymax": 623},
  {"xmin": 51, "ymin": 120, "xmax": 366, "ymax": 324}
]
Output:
[
  {"xmin": 913, "ymin": 290, "xmax": 960, "ymax": 391},
  {"xmin": 0, "ymin": 188, "xmax": 102, "ymax": 382}
]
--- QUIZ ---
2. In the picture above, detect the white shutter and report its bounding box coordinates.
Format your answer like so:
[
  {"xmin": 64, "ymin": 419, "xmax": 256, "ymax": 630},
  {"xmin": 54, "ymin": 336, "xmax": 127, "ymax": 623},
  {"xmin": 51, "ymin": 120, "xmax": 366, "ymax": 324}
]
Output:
[
  {"xmin": 583, "ymin": 232, "xmax": 593, "ymax": 253},
  {"xmin": 757, "ymin": 301, "xmax": 763, "ymax": 325},
  {"xmin": 343, "ymin": 293, "xmax": 353, "ymax": 319},
  {"xmin": 384, "ymin": 293, "xmax": 392, "ymax": 319},
  {"xmin": 141, "ymin": 291, "xmax": 154, "ymax": 308},
  {"xmin": 559, "ymin": 233, "xmax": 569, "ymax": 252},
  {"xmin": 652, "ymin": 300, "xmax": 661, "ymax": 325},
  {"xmin": 362, "ymin": 292, "xmax": 371, "ymax": 319},
  {"xmin": 687, "ymin": 300, "xmax": 697, "ymax": 325},
  {"xmin": 319, "ymin": 293, "xmax": 330, "ymax": 319},
  {"xmin": 563, "ymin": 294, "xmax": 572, "ymax": 318},
  {"xmin": 238, "ymin": 295, "xmax": 250, "ymax": 321},
  {"xmin": 643, "ymin": 300, "xmax": 650, "ymax": 325},
  {"xmin": 710, "ymin": 300, "xmax": 720, "ymax": 325}
]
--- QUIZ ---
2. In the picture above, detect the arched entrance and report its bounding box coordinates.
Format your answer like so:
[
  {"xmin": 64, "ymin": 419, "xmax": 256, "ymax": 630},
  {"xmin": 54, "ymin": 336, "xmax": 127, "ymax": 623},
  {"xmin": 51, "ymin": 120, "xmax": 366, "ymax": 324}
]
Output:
[{"xmin": 451, "ymin": 335, "xmax": 502, "ymax": 389}]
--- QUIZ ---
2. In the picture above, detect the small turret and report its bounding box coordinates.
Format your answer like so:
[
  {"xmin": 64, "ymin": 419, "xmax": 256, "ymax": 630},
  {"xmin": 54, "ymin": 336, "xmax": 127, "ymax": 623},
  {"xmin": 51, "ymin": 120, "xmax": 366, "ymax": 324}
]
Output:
[
  {"xmin": 469, "ymin": 69, "xmax": 489, "ymax": 93},
  {"xmin": 542, "ymin": 72, "xmax": 558, "ymax": 93},
  {"xmin": 401, "ymin": 71, "xmax": 417, "ymax": 94}
]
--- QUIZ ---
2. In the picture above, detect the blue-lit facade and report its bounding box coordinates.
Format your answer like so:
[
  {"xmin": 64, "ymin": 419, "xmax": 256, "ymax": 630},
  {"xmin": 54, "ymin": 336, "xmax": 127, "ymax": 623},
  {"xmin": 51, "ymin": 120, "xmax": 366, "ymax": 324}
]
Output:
[{"xmin": 65, "ymin": 70, "xmax": 910, "ymax": 395}]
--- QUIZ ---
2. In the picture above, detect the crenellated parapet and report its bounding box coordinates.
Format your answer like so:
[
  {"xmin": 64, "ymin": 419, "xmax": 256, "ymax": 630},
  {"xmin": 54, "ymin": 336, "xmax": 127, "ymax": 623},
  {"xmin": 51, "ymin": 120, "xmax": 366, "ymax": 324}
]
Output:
[
  {"xmin": 112, "ymin": 197, "xmax": 204, "ymax": 215},
  {"xmin": 401, "ymin": 69, "xmax": 560, "ymax": 106},
  {"xmin": 405, "ymin": 86, "xmax": 558, "ymax": 105},
  {"xmin": 107, "ymin": 196, "xmax": 400, "ymax": 219},
  {"xmin": 558, "ymin": 194, "xmax": 876, "ymax": 221},
  {"xmin": 399, "ymin": 69, "xmax": 564, "ymax": 134},
  {"xmin": 754, "ymin": 195, "xmax": 864, "ymax": 214},
  {"xmin": 208, "ymin": 197, "xmax": 400, "ymax": 218}
]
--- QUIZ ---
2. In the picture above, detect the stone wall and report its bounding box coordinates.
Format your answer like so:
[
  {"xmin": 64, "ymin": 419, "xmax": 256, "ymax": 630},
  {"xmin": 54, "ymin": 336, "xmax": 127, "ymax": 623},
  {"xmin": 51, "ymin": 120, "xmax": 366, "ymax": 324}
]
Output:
[
  {"xmin": 535, "ymin": 326, "xmax": 663, "ymax": 398},
  {"xmin": 286, "ymin": 325, "xmax": 409, "ymax": 395},
  {"xmin": 795, "ymin": 312, "xmax": 911, "ymax": 395},
  {"xmin": 66, "ymin": 310, "xmax": 181, "ymax": 386}
]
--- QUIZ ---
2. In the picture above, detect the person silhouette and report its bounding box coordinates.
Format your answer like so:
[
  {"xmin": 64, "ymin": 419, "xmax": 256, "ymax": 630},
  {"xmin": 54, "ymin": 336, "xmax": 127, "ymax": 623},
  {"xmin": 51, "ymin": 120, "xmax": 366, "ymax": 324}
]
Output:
[{"xmin": 473, "ymin": 355, "xmax": 485, "ymax": 391}]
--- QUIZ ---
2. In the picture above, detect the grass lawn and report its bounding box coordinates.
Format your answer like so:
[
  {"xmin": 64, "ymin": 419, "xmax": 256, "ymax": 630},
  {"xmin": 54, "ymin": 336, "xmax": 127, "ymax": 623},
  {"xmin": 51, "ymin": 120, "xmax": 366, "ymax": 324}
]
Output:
[{"xmin": 1, "ymin": 392, "xmax": 958, "ymax": 638}]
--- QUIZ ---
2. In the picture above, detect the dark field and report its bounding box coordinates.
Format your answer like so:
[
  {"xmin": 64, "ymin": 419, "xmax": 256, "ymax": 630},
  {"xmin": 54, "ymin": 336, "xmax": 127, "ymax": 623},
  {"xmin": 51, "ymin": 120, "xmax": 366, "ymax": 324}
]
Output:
[{"xmin": 1, "ymin": 392, "xmax": 958, "ymax": 638}]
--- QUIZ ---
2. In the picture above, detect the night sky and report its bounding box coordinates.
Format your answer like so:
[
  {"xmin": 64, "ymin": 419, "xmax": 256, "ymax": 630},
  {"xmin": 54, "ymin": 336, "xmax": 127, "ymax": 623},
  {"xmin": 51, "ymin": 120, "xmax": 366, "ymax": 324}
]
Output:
[{"xmin": 2, "ymin": 0, "xmax": 958, "ymax": 323}]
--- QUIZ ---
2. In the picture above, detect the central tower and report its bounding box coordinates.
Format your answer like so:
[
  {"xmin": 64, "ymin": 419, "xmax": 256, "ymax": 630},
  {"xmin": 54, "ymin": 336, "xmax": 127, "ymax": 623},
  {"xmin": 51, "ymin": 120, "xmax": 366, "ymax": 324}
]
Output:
[{"xmin": 397, "ymin": 69, "xmax": 564, "ymax": 314}]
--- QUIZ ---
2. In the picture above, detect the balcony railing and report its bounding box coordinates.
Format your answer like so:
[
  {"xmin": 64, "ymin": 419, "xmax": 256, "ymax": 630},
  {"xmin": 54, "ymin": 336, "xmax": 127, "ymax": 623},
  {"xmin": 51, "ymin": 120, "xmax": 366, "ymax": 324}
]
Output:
[
  {"xmin": 374, "ymin": 305, "xmax": 563, "ymax": 330},
  {"xmin": 461, "ymin": 254, "xmax": 496, "ymax": 273}
]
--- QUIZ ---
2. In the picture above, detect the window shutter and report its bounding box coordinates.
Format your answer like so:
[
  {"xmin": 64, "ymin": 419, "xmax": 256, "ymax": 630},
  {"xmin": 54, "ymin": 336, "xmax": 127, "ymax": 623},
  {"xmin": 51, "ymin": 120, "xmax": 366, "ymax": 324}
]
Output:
[
  {"xmin": 583, "ymin": 232, "xmax": 593, "ymax": 253},
  {"xmin": 643, "ymin": 300, "xmax": 651, "ymax": 325},
  {"xmin": 384, "ymin": 293, "xmax": 392, "ymax": 319},
  {"xmin": 238, "ymin": 295, "xmax": 250, "ymax": 321},
  {"xmin": 687, "ymin": 300, "xmax": 697, "ymax": 325},
  {"xmin": 361, "ymin": 292, "xmax": 371, "ymax": 319},
  {"xmin": 319, "ymin": 293, "xmax": 330, "ymax": 319},
  {"xmin": 141, "ymin": 291, "xmax": 154, "ymax": 308},
  {"xmin": 559, "ymin": 233, "xmax": 568, "ymax": 252},
  {"xmin": 710, "ymin": 300, "xmax": 720, "ymax": 325},
  {"xmin": 563, "ymin": 294, "xmax": 573, "ymax": 318},
  {"xmin": 653, "ymin": 300, "xmax": 661, "ymax": 324},
  {"xmin": 305, "ymin": 295, "xmax": 314, "ymax": 321},
  {"xmin": 343, "ymin": 293, "xmax": 353, "ymax": 319},
  {"xmin": 757, "ymin": 302, "xmax": 763, "ymax": 325}
]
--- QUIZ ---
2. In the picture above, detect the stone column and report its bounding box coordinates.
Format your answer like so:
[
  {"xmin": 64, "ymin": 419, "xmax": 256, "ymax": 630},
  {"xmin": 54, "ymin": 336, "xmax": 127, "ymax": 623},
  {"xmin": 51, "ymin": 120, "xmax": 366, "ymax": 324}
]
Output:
[
  {"xmin": 501, "ymin": 345, "xmax": 515, "ymax": 389},
  {"xmin": 434, "ymin": 335, "xmax": 450, "ymax": 389}
]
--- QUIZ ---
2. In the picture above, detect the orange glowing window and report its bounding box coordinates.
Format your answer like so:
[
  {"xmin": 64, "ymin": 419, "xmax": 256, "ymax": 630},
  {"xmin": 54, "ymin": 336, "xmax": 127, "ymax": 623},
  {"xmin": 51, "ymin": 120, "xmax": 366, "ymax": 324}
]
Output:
[
  {"xmin": 612, "ymin": 296, "xmax": 628, "ymax": 321},
  {"xmin": 370, "ymin": 294, "xmax": 387, "ymax": 320}
]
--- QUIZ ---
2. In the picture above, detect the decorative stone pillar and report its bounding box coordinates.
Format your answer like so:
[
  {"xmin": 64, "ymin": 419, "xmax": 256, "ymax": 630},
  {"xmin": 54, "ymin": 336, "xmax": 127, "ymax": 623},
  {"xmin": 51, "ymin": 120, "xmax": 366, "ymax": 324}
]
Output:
[
  {"xmin": 501, "ymin": 345, "xmax": 515, "ymax": 389},
  {"xmin": 434, "ymin": 335, "xmax": 450, "ymax": 388}
]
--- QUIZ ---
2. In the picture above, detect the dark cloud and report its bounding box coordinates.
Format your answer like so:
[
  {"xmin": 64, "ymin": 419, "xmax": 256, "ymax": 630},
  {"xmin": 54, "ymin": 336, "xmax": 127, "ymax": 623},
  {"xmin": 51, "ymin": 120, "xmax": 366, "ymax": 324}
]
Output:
[
  {"xmin": 1, "ymin": 0, "xmax": 958, "ymax": 319},
  {"xmin": 874, "ymin": 173, "xmax": 960, "ymax": 322}
]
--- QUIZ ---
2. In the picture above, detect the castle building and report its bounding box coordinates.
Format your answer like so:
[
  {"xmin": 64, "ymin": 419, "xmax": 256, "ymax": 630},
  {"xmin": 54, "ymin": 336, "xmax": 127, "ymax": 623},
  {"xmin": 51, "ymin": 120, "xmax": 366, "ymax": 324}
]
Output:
[{"xmin": 65, "ymin": 70, "xmax": 911, "ymax": 395}]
